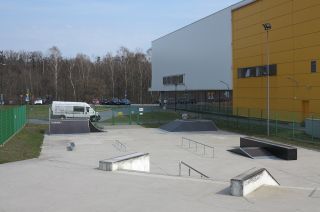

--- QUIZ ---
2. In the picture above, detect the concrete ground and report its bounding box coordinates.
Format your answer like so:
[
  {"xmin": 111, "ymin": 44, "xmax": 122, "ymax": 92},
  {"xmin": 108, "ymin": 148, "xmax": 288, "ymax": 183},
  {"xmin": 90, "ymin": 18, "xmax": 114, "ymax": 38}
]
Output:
[{"xmin": 0, "ymin": 126, "xmax": 320, "ymax": 211}]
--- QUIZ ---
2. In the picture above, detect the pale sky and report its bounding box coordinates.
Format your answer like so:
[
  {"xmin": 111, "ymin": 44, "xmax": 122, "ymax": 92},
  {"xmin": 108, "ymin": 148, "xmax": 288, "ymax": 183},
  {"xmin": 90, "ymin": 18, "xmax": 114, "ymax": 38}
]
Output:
[{"xmin": 0, "ymin": 0, "xmax": 240, "ymax": 57}]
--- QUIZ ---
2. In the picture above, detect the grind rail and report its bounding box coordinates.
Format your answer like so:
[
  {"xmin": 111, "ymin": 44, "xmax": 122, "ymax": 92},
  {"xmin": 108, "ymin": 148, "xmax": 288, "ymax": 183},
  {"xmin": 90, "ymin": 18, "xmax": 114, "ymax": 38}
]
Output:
[
  {"xmin": 181, "ymin": 137, "xmax": 214, "ymax": 158},
  {"xmin": 113, "ymin": 140, "xmax": 127, "ymax": 152},
  {"xmin": 178, "ymin": 161, "xmax": 209, "ymax": 179}
]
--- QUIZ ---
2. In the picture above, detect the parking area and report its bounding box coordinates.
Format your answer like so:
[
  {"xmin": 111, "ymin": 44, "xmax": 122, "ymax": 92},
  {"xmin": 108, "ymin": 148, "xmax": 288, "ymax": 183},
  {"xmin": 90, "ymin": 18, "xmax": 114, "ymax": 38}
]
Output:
[{"xmin": 0, "ymin": 126, "xmax": 319, "ymax": 211}]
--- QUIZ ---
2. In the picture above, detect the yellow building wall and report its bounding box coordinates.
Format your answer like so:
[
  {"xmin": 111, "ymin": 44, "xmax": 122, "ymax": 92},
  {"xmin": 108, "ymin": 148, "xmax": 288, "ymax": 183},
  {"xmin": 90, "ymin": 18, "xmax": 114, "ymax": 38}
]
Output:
[{"xmin": 232, "ymin": 0, "xmax": 320, "ymax": 122}]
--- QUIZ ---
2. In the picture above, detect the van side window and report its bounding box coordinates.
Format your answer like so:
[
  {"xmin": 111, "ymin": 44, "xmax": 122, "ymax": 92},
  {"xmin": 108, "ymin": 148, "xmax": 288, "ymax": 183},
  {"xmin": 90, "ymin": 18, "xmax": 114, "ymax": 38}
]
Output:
[
  {"xmin": 73, "ymin": 106, "xmax": 84, "ymax": 112},
  {"xmin": 86, "ymin": 107, "xmax": 90, "ymax": 112}
]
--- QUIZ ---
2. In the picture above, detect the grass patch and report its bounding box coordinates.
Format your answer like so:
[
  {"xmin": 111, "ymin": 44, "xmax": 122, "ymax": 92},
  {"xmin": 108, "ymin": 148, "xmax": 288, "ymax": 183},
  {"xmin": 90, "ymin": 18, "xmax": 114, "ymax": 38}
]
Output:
[
  {"xmin": 27, "ymin": 105, "xmax": 50, "ymax": 120},
  {"xmin": 103, "ymin": 111, "xmax": 180, "ymax": 126},
  {"xmin": 92, "ymin": 105, "xmax": 112, "ymax": 112},
  {"xmin": 0, "ymin": 124, "xmax": 47, "ymax": 164}
]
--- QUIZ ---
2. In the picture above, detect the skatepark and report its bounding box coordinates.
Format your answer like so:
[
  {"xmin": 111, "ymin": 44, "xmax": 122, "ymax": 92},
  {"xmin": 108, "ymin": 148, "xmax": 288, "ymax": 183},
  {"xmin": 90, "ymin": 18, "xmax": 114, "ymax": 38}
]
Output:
[{"xmin": 0, "ymin": 124, "xmax": 319, "ymax": 212}]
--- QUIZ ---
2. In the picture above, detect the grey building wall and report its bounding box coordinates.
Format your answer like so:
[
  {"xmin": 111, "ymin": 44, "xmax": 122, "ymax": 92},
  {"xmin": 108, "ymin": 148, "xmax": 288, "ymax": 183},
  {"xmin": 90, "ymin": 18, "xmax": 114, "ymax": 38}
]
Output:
[{"xmin": 150, "ymin": 0, "xmax": 255, "ymax": 92}]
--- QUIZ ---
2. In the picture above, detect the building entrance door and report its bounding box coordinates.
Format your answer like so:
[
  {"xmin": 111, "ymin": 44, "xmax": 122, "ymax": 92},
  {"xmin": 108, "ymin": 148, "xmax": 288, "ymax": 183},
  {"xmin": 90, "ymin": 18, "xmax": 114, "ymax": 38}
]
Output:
[{"xmin": 302, "ymin": 100, "xmax": 310, "ymax": 119}]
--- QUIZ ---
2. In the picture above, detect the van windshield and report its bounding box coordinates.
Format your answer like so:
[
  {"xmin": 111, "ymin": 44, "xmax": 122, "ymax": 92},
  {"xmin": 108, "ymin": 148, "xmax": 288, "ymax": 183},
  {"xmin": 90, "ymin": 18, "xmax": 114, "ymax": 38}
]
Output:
[{"xmin": 86, "ymin": 107, "xmax": 90, "ymax": 113}]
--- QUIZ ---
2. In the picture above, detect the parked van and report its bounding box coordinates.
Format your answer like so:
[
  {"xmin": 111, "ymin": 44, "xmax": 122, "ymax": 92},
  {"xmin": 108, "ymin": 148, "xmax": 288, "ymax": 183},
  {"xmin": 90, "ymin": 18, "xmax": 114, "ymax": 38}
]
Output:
[{"xmin": 51, "ymin": 101, "xmax": 100, "ymax": 121}]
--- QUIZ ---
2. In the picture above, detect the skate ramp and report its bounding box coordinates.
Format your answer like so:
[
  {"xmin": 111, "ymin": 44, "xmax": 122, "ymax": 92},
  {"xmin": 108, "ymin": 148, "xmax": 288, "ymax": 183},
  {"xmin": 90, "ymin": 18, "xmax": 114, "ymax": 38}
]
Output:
[
  {"xmin": 49, "ymin": 119, "xmax": 104, "ymax": 134},
  {"xmin": 230, "ymin": 167, "xmax": 280, "ymax": 196},
  {"xmin": 89, "ymin": 121, "xmax": 104, "ymax": 132},
  {"xmin": 229, "ymin": 137, "xmax": 297, "ymax": 160},
  {"xmin": 160, "ymin": 119, "xmax": 218, "ymax": 132}
]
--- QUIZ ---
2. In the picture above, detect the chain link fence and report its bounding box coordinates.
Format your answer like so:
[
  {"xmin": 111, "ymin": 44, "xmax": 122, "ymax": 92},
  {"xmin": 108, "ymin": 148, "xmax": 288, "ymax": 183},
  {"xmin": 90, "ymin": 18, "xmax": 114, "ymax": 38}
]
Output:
[
  {"xmin": 0, "ymin": 106, "xmax": 27, "ymax": 145},
  {"xmin": 168, "ymin": 103, "xmax": 320, "ymax": 143}
]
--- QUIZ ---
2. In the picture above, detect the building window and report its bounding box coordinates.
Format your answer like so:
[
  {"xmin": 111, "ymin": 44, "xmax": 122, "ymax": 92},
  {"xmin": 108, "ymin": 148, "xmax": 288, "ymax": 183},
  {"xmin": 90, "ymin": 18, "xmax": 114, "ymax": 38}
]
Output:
[
  {"xmin": 163, "ymin": 74, "xmax": 184, "ymax": 85},
  {"xmin": 311, "ymin": 60, "xmax": 317, "ymax": 73},
  {"xmin": 238, "ymin": 64, "xmax": 277, "ymax": 79}
]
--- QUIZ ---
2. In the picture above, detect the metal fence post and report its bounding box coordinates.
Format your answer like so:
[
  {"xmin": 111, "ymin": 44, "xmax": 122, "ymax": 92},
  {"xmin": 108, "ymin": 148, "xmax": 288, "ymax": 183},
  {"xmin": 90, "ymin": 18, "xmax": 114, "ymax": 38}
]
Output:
[
  {"xmin": 112, "ymin": 110, "xmax": 115, "ymax": 125},
  {"xmin": 275, "ymin": 113, "xmax": 278, "ymax": 136},
  {"xmin": 312, "ymin": 115, "xmax": 314, "ymax": 141},
  {"xmin": 292, "ymin": 113, "xmax": 295, "ymax": 139},
  {"xmin": 248, "ymin": 108, "xmax": 250, "ymax": 132},
  {"xmin": 179, "ymin": 161, "xmax": 181, "ymax": 176}
]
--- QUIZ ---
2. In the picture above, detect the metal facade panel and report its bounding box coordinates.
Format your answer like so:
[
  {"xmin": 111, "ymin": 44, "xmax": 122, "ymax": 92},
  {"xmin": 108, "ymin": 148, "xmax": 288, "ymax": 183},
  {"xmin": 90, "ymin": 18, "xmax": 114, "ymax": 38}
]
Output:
[{"xmin": 151, "ymin": 0, "xmax": 255, "ymax": 92}]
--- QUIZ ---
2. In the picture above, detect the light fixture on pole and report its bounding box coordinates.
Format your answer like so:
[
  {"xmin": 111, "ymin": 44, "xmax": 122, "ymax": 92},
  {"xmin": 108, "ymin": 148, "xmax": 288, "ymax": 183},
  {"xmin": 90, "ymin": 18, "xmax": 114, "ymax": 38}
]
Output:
[{"xmin": 262, "ymin": 23, "xmax": 272, "ymax": 136}]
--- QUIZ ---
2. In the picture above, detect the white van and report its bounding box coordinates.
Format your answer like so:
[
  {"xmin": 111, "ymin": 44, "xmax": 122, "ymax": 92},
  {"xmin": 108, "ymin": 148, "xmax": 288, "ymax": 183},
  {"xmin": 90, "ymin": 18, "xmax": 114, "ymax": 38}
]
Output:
[{"xmin": 51, "ymin": 101, "xmax": 100, "ymax": 121}]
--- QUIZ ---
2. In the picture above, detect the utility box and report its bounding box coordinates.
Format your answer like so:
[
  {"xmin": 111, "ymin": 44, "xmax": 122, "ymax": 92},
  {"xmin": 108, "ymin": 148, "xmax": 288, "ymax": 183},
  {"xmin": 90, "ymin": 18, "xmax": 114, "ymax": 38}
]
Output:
[{"xmin": 305, "ymin": 118, "xmax": 320, "ymax": 139}]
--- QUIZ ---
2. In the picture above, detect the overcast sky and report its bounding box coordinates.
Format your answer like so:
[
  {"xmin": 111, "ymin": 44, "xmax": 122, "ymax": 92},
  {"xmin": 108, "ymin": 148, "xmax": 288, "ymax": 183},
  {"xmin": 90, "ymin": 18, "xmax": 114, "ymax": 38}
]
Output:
[{"xmin": 0, "ymin": 0, "xmax": 240, "ymax": 57}]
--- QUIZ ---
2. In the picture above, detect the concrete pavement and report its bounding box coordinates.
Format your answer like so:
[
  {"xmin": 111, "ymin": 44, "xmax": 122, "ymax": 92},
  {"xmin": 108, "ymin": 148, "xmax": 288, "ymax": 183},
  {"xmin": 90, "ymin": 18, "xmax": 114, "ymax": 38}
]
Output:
[{"xmin": 0, "ymin": 127, "xmax": 319, "ymax": 211}]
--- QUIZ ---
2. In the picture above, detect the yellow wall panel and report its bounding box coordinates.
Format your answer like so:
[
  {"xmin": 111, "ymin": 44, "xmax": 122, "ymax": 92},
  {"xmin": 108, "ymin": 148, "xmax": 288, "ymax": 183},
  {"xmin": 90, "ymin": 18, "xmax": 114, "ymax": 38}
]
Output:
[
  {"xmin": 234, "ymin": 24, "xmax": 264, "ymax": 40},
  {"xmin": 294, "ymin": 32, "xmax": 320, "ymax": 49},
  {"xmin": 293, "ymin": 0, "xmax": 320, "ymax": 11},
  {"xmin": 277, "ymin": 63, "xmax": 294, "ymax": 75},
  {"xmin": 262, "ymin": 0, "xmax": 291, "ymax": 10},
  {"xmin": 293, "ymin": 17, "xmax": 320, "ymax": 37},
  {"xmin": 269, "ymin": 38, "xmax": 294, "ymax": 53},
  {"xmin": 233, "ymin": 13, "xmax": 262, "ymax": 31},
  {"xmin": 294, "ymin": 46, "xmax": 320, "ymax": 61},
  {"xmin": 234, "ymin": 55, "xmax": 263, "ymax": 68},
  {"xmin": 293, "ymin": 4, "xmax": 320, "ymax": 24},
  {"xmin": 232, "ymin": 1, "xmax": 262, "ymax": 21},
  {"xmin": 260, "ymin": 1, "xmax": 292, "ymax": 21},
  {"xmin": 233, "ymin": 34, "xmax": 263, "ymax": 50},
  {"xmin": 232, "ymin": 0, "xmax": 320, "ymax": 121},
  {"xmin": 234, "ymin": 45, "xmax": 263, "ymax": 60},
  {"xmin": 267, "ymin": 14, "xmax": 292, "ymax": 29},
  {"xmin": 270, "ymin": 50, "xmax": 293, "ymax": 64},
  {"xmin": 268, "ymin": 26, "xmax": 293, "ymax": 42}
]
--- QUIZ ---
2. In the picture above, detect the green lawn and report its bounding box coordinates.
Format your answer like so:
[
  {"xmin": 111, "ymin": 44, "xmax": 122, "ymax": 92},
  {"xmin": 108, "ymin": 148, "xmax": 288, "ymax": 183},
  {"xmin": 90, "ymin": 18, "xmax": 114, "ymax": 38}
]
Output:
[
  {"xmin": 0, "ymin": 124, "xmax": 47, "ymax": 164},
  {"xmin": 27, "ymin": 105, "xmax": 50, "ymax": 119},
  {"xmin": 103, "ymin": 111, "xmax": 180, "ymax": 125}
]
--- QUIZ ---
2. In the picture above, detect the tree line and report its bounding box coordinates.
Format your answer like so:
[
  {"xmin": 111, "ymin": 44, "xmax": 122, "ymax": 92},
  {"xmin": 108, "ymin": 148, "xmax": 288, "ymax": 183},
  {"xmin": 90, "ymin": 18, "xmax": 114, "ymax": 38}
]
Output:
[{"xmin": 0, "ymin": 46, "xmax": 158, "ymax": 104}]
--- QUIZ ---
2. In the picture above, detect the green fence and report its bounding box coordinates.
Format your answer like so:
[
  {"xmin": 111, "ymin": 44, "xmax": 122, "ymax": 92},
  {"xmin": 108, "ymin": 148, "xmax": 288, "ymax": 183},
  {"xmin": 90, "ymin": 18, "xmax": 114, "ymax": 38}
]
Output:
[
  {"xmin": 101, "ymin": 105, "xmax": 180, "ymax": 126},
  {"xmin": 167, "ymin": 103, "xmax": 320, "ymax": 144},
  {"xmin": 0, "ymin": 106, "xmax": 27, "ymax": 145}
]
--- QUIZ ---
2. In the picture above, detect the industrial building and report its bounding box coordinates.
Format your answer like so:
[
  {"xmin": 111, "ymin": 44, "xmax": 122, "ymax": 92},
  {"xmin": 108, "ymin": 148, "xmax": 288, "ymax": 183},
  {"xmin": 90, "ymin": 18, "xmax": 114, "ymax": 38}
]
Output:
[{"xmin": 151, "ymin": 0, "xmax": 320, "ymax": 122}]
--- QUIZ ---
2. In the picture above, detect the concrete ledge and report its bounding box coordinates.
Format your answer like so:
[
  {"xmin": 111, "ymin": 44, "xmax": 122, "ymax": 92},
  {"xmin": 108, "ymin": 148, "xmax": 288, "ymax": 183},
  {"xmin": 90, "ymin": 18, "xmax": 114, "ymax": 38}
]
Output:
[
  {"xmin": 99, "ymin": 152, "xmax": 150, "ymax": 172},
  {"xmin": 230, "ymin": 167, "xmax": 279, "ymax": 196}
]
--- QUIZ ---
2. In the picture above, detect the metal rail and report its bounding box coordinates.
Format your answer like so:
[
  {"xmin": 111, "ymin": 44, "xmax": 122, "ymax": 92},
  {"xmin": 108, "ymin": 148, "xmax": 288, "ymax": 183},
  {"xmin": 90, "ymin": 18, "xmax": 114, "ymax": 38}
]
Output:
[
  {"xmin": 178, "ymin": 161, "xmax": 209, "ymax": 179},
  {"xmin": 181, "ymin": 137, "xmax": 214, "ymax": 158},
  {"xmin": 113, "ymin": 140, "xmax": 127, "ymax": 152}
]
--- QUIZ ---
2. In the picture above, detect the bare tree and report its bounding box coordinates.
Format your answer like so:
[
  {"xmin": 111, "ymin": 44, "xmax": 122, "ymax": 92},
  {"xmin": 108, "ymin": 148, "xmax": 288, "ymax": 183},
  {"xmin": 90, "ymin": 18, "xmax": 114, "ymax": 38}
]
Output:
[
  {"xmin": 0, "ymin": 47, "xmax": 156, "ymax": 104},
  {"xmin": 49, "ymin": 46, "xmax": 61, "ymax": 100}
]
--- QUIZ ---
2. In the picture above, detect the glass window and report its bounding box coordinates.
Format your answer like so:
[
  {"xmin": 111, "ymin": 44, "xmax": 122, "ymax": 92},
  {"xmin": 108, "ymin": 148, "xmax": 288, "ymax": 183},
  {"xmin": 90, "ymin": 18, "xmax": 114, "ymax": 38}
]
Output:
[
  {"xmin": 311, "ymin": 60, "xmax": 317, "ymax": 73},
  {"xmin": 163, "ymin": 74, "xmax": 184, "ymax": 85},
  {"xmin": 238, "ymin": 64, "xmax": 277, "ymax": 78},
  {"xmin": 86, "ymin": 107, "xmax": 90, "ymax": 113},
  {"xmin": 73, "ymin": 106, "xmax": 84, "ymax": 113}
]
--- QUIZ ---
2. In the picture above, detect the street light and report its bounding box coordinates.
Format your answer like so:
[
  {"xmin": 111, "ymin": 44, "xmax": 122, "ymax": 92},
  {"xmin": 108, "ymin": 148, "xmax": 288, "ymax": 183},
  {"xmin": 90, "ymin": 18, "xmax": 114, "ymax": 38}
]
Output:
[
  {"xmin": 0, "ymin": 63, "xmax": 6, "ymax": 105},
  {"xmin": 219, "ymin": 80, "xmax": 231, "ymax": 112},
  {"xmin": 263, "ymin": 22, "xmax": 272, "ymax": 136}
]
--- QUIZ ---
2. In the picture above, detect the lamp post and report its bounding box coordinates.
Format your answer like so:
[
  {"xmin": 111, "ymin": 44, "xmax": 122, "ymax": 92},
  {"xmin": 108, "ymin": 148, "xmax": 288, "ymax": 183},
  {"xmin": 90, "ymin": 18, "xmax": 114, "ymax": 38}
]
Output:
[
  {"xmin": 219, "ymin": 80, "xmax": 231, "ymax": 112},
  {"xmin": 263, "ymin": 23, "xmax": 272, "ymax": 136},
  {"xmin": 0, "ymin": 63, "xmax": 6, "ymax": 105}
]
